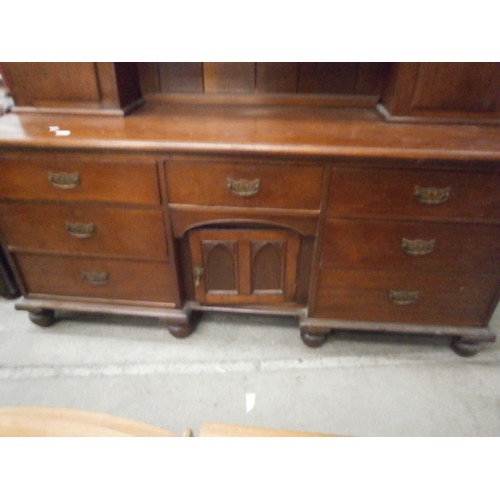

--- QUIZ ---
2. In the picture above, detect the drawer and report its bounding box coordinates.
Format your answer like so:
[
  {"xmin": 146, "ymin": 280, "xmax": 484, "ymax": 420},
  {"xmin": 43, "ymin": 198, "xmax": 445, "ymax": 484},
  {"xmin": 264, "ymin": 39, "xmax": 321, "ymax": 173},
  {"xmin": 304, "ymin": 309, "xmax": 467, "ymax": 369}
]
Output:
[
  {"xmin": 15, "ymin": 254, "xmax": 178, "ymax": 304},
  {"xmin": 0, "ymin": 154, "xmax": 160, "ymax": 205},
  {"xmin": 0, "ymin": 203, "xmax": 168, "ymax": 260},
  {"xmin": 328, "ymin": 168, "xmax": 500, "ymax": 221},
  {"xmin": 314, "ymin": 269, "xmax": 499, "ymax": 326},
  {"xmin": 165, "ymin": 158, "xmax": 324, "ymax": 210},
  {"xmin": 322, "ymin": 219, "xmax": 500, "ymax": 273}
]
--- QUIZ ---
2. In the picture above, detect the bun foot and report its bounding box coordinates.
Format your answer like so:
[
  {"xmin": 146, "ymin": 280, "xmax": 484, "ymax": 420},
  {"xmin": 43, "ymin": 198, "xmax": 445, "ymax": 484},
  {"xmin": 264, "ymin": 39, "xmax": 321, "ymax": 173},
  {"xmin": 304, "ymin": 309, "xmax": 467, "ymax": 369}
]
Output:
[
  {"xmin": 300, "ymin": 328, "xmax": 329, "ymax": 348},
  {"xmin": 167, "ymin": 324, "xmax": 193, "ymax": 339},
  {"xmin": 29, "ymin": 309, "xmax": 56, "ymax": 327},
  {"xmin": 451, "ymin": 336, "xmax": 481, "ymax": 357}
]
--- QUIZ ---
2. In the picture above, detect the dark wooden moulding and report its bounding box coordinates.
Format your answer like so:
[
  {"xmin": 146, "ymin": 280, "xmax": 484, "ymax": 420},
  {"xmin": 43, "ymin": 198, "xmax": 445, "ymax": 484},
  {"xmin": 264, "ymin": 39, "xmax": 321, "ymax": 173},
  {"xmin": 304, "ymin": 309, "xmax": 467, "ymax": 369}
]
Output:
[{"xmin": 0, "ymin": 62, "xmax": 499, "ymax": 357}]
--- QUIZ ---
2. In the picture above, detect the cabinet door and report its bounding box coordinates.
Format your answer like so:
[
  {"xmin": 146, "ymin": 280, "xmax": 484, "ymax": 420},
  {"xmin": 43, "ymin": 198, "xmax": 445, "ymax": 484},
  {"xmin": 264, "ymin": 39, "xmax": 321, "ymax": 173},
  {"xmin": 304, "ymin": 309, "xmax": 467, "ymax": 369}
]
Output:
[{"xmin": 188, "ymin": 229, "xmax": 300, "ymax": 304}]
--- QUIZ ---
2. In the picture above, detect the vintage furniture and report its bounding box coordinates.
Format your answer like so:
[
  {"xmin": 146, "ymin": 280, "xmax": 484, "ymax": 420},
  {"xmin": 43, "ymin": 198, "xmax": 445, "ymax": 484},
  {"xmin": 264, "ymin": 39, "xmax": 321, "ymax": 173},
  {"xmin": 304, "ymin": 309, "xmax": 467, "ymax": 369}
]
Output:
[{"xmin": 0, "ymin": 62, "xmax": 498, "ymax": 356}]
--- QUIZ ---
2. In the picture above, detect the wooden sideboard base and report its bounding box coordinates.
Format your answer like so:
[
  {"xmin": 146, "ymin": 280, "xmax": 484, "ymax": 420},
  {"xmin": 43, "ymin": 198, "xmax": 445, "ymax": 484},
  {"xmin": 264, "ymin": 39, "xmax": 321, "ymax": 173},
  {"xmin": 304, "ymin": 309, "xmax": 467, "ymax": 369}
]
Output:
[
  {"xmin": 14, "ymin": 297, "xmax": 496, "ymax": 356},
  {"xmin": 15, "ymin": 298, "xmax": 192, "ymax": 338},
  {"xmin": 299, "ymin": 317, "xmax": 496, "ymax": 355}
]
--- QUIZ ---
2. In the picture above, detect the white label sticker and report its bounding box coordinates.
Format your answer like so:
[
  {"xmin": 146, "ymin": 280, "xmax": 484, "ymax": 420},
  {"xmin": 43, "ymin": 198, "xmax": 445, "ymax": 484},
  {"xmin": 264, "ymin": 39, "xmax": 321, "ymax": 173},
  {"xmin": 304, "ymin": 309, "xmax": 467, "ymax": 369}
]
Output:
[
  {"xmin": 55, "ymin": 130, "xmax": 71, "ymax": 136},
  {"xmin": 246, "ymin": 392, "xmax": 256, "ymax": 413}
]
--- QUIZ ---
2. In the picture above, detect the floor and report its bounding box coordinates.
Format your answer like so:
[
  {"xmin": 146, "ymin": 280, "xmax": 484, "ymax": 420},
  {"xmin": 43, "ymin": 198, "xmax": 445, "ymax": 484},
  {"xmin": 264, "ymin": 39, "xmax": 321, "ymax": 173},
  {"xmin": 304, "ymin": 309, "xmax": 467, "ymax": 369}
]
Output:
[{"xmin": 0, "ymin": 297, "xmax": 499, "ymax": 436}]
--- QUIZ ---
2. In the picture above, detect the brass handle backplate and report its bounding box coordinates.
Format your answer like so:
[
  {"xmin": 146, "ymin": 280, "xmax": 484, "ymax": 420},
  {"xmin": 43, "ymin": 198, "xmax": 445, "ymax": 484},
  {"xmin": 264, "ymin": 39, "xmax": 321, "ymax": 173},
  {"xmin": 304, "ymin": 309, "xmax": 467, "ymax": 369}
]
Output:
[
  {"xmin": 65, "ymin": 222, "xmax": 95, "ymax": 239},
  {"xmin": 414, "ymin": 185, "xmax": 451, "ymax": 205},
  {"xmin": 226, "ymin": 178, "xmax": 260, "ymax": 197},
  {"xmin": 193, "ymin": 266, "xmax": 204, "ymax": 287},
  {"xmin": 81, "ymin": 271, "xmax": 108, "ymax": 286},
  {"xmin": 401, "ymin": 238, "xmax": 435, "ymax": 256},
  {"xmin": 48, "ymin": 172, "xmax": 80, "ymax": 190},
  {"xmin": 389, "ymin": 290, "xmax": 419, "ymax": 306}
]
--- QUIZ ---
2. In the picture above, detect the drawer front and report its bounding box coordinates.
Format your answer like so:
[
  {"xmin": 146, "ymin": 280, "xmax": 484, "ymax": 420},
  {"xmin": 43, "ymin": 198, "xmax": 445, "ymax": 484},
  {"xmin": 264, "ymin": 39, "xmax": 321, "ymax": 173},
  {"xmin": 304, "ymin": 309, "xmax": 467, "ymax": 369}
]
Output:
[
  {"xmin": 322, "ymin": 219, "xmax": 500, "ymax": 273},
  {"xmin": 165, "ymin": 159, "xmax": 324, "ymax": 210},
  {"xmin": 0, "ymin": 203, "xmax": 168, "ymax": 260},
  {"xmin": 15, "ymin": 254, "xmax": 178, "ymax": 304},
  {"xmin": 314, "ymin": 269, "xmax": 499, "ymax": 326},
  {"xmin": 329, "ymin": 168, "xmax": 500, "ymax": 221},
  {"xmin": 0, "ymin": 155, "xmax": 160, "ymax": 205}
]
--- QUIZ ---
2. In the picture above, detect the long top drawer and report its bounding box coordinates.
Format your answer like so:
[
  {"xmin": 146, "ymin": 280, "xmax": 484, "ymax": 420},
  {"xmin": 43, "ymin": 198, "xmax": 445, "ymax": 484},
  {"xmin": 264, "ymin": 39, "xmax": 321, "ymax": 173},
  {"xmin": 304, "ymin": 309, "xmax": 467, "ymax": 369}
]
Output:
[{"xmin": 0, "ymin": 155, "xmax": 160, "ymax": 205}]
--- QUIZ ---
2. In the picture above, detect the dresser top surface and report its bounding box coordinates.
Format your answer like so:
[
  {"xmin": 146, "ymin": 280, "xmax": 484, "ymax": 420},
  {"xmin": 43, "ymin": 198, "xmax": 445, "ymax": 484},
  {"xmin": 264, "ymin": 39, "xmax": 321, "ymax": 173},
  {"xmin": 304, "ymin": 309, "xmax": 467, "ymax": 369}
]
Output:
[{"xmin": 0, "ymin": 103, "xmax": 499, "ymax": 161}]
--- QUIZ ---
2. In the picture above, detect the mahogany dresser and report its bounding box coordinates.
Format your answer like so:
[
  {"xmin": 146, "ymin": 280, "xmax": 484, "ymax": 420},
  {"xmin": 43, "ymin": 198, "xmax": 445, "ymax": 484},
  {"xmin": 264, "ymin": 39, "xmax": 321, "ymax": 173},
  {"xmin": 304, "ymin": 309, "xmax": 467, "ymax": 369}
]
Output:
[{"xmin": 0, "ymin": 62, "xmax": 498, "ymax": 356}]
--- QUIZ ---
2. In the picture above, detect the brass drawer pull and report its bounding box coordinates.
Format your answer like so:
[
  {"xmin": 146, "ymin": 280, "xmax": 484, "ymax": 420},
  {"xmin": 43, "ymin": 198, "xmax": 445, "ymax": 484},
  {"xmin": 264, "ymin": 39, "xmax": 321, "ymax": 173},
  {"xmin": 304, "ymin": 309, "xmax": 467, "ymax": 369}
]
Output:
[
  {"xmin": 389, "ymin": 290, "xmax": 419, "ymax": 305},
  {"xmin": 48, "ymin": 172, "xmax": 80, "ymax": 190},
  {"xmin": 401, "ymin": 238, "xmax": 435, "ymax": 256},
  {"xmin": 65, "ymin": 222, "xmax": 95, "ymax": 239},
  {"xmin": 81, "ymin": 271, "xmax": 108, "ymax": 286},
  {"xmin": 226, "ymin": 177, "xmax": 260, "ymax": 197},
  {"xmin": 414, "ymin": 185, "xmax": 451, "ymax": 205}
]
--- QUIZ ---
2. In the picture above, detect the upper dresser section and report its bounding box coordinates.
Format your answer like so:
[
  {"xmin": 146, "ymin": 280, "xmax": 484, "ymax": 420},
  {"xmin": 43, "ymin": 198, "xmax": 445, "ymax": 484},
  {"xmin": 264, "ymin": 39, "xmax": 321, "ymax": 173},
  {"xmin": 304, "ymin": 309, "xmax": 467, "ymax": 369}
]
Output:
[
  {"xmin": 2, "ymin": 63, "xmax": 498, "ymax": 124},
  {"xmin": 0, "ymin": 63, "xmax": 498, "ymax": 159}
]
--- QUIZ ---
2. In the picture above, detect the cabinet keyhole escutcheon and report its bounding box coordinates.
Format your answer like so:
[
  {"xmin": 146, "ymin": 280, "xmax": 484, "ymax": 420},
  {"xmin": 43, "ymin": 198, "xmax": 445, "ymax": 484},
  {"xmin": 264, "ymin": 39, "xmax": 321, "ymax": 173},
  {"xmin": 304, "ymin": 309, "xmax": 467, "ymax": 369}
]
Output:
[{"xmin": 193, "ymin": 266, "xmax": 204, "ymax": 287}]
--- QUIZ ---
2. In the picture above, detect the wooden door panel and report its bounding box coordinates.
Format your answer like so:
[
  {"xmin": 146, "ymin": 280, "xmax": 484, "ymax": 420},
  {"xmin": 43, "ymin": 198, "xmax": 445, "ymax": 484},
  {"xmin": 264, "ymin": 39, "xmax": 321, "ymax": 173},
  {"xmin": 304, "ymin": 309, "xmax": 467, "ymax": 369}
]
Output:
[
  {"xmin": 188, "ymin": 229, "xmax": 299, "ymax": 305},
  {"xmin": 411, "ymin": 63, "xmax": 499, "ymax": 113},
  {"xmin": 203, "ymin": 63, "xmax": 255, "ymax": 93},
  {"xmin": 188, "ymin": 231, "xmax": 238, "ymax": 303},
  {"xmin": 158, "ymin": 63, "xmax": 203, "ymax": 93},
  {"xmin": 203, "ymin": 240, "xmax": 238, "ymax": 293},
  {"xmin": 251, "ymin": 240, "xmax": 285, "ymax": 293}
]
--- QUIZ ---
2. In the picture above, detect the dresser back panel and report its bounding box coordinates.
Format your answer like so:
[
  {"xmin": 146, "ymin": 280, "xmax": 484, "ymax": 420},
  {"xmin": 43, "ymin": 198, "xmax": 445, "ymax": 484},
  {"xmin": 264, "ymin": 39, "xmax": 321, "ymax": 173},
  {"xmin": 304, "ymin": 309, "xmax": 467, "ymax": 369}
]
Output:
[{"xmin": 138, "ymin": 63, "xmax": 390, "ymax": 97}]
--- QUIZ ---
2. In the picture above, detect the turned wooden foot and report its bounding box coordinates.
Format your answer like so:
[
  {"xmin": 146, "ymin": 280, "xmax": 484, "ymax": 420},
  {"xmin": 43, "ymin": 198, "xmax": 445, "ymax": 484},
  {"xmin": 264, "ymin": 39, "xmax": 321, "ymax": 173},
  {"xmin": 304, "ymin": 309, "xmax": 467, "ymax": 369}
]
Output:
[
  {"xmin": 300, "ymin": 328, "xmax": 330, "ymax": 348},
  {"xmin": 167, "ymin": 323, "xmax": 193, "ymax": 339},
  {"xmin": 450, "ymin": 336, "xmax": 482, "ymax": 357},
  {"xmin": 28, "ymin": 309, "xmax": 56, "ymax": 327}
]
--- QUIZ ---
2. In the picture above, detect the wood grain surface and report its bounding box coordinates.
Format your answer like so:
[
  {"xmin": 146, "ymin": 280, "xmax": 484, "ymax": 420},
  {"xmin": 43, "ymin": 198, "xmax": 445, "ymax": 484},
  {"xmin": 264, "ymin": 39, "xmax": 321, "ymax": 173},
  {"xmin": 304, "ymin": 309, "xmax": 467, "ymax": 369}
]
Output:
[{"xmin": 1, "ymin": 103, "xmax": 498, "ymax": 160}]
